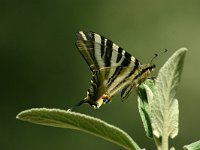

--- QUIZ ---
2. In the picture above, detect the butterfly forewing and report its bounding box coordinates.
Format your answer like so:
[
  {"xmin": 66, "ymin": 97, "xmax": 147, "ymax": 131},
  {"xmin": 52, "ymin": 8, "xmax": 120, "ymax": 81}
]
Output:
[{"xmin": 76, "ymin": 31, "xmax": 140, "ymax": 70}]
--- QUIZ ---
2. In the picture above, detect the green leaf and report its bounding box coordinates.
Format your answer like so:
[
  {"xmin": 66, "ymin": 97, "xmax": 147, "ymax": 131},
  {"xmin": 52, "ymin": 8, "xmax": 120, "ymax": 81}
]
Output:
[
  {"xmin": 138, "ymin": 79, "xmax": 154, "ymax": 138},
  {"xmin": 183, "ymin": 140, "xmax": 200, "ymax": 150},
  {"xmin": 16, "ymin": 108, "xmax": 141, "ymax": 150},
  {"xmin": 150, "ymin": 48, "xmax": 187, "ymax": 141}
]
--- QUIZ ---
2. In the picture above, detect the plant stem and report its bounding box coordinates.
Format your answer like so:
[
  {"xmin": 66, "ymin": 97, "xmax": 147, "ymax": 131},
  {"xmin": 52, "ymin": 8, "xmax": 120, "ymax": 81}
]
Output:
[
  {"xmin": 154, "ymin": 136, "xmax": 162, "ymax": 150},
  {"xmin": 154, "ymin": 134, "xmax": 169, "ymax": 150},
  {"xmin": 161, "ymin": 127, "xmax": 169, "ymax": 150}
]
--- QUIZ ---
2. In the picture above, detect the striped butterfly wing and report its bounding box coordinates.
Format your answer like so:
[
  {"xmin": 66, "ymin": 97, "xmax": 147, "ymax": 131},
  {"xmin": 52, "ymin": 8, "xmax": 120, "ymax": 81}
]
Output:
[
  {"xmin": 75, "ymin": 31, "xmax": 141, "ymax": 108},
  {"xmin": 76, "ymin": 31, "xmax": 140, "ymax": 70}
]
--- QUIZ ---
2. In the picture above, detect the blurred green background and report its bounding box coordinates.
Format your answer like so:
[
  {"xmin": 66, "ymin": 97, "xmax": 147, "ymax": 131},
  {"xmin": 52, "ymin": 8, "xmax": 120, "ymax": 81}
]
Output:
[{"xmin": 1, "ymin": 0, "xmax": 200, "ymax": 149}]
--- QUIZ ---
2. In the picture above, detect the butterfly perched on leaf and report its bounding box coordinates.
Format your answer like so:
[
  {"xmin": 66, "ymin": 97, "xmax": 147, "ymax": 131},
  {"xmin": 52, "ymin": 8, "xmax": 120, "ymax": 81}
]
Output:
[{"xmin": 69, "ymin": 31, "xmax": 156, "ymax": 111}]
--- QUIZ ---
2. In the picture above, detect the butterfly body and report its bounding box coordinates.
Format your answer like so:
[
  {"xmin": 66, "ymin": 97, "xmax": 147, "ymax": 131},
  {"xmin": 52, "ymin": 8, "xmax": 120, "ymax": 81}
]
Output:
[{"xmin": 71, "ymin": 31, "xmax": 155, "ymax": 110}]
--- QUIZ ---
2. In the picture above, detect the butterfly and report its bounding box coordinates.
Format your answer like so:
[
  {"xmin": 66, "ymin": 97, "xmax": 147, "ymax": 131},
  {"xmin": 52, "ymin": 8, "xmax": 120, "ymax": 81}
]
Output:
[{"xmin": 69, "ymin": 31, "xmax": 156, "ymax": 111}]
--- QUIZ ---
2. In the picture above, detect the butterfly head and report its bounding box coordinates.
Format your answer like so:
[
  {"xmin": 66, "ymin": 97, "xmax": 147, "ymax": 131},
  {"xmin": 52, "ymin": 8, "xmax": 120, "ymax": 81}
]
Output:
[
  {"xmin": 136, "ymin": 63, "xmax": 156, "ymax": 85},
  {"xmin": 148, "ymin": 64, "xmax": 156, "ymax": 71},
  {"xmin": 146, "ymin": 64, "xmax": 156, "ymax": 76},
  {"xmin": 140, "ymin": 63, "xmax": 156, "ymax": 72}
]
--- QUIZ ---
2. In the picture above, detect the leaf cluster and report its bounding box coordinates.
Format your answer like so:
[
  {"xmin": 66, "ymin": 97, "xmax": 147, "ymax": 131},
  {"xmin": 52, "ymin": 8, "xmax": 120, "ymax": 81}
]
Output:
[{"xmin": 17, "ymin": 48, "xmax": 200, "ymax": 150}]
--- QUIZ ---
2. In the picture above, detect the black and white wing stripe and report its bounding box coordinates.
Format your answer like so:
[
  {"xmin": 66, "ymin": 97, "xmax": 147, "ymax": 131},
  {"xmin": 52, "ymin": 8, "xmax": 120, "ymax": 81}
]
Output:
[{"xmin": 76, "ymin": 31, "xmax": 140, "ymax": 71}]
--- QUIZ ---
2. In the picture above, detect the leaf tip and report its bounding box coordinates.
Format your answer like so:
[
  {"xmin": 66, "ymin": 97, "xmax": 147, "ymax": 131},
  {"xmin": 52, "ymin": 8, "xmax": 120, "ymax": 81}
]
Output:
[
  {"xmin": 16, "ymin": 111, "xmax": 24, "ymax": 120},
  {"xmin": 16, "ymin": 114, "xmax": 20, "ymax": 119},
  {"xmin": 16, "ymin": 109, "xmax": 31, "ymax": 121},
  {"xmin": 174, "ymin": 47, "xmax": 188, "ymax": 58},
  {"xmin": 178, "ymin": 47, "xmax": 188, "ymax": 52}
]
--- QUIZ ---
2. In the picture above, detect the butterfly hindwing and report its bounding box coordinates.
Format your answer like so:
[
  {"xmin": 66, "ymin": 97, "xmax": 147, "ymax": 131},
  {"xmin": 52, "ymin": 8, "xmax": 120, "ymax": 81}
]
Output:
[
  {"xmin": 87, "ymin": 66, "xmax": 136, "ymax": 99},
  {"xmin": 121, "ymin": 83, "xmax": 136, "ymax": 101}
]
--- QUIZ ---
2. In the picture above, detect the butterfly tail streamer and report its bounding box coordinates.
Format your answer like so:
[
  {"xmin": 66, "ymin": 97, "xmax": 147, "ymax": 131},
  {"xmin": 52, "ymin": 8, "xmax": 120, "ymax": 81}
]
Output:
[{"xmin": 68, "ymin": 100, "xmax": 85, "ymax": 111}]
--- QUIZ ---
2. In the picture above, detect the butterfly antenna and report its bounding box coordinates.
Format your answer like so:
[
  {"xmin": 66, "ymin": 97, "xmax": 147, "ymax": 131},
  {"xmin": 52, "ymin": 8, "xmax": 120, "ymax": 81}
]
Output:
[
  {"xmin": 150, "ymin": 49, "xmax": 168, "ymax": 64},
  {"xmin": 67, "ymin": 100, "xmax": 85, "ymax": 112},
  {"xmin": 150, "ymin": 53, "xmax": 158, "ymax": 64}
]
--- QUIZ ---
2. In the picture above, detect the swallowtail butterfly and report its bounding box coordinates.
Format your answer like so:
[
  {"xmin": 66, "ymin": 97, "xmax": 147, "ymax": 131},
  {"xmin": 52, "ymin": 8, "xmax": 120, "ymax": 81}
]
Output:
[{"xmin": 69, "ymin": 31, "xmax": 156, "ymax": 111}]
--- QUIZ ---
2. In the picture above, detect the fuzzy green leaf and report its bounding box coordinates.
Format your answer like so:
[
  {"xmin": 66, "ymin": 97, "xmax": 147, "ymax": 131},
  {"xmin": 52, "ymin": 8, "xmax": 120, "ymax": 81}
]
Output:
[
  {"xmin": 150, "ymin": 48, "xmax": 187, "ymax": 140},
  {"xmin": 16, "ymin": 108, "xmax": 141, "ymax": 150},
  {"xmin": 183, "ymin": 140, "xmax": 200, "ymax": 150},
  {"xmin": 138, "ymin": 79, "xmax": 154, "ymax": 138}
]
